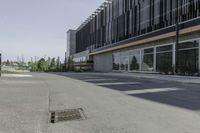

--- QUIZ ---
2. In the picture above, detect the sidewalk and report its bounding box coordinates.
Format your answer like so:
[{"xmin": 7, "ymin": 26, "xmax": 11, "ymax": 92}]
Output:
[
  {"xmin": 46, "ymin": 73, "xmax": 200, "ymax": 133},
  {"xmin": 99, "ymin": 72, "xmax": 200, "ymax": 84}
]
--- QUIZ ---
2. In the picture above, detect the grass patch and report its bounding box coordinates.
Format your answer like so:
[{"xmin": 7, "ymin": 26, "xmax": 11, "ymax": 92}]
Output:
[{"xmin": 1, "ymin": 70, "xmax": 26, "ymax": 74}]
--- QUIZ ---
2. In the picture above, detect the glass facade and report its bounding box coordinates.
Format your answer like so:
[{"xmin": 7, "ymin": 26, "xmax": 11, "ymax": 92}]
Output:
[
  {"xmin": 112, "ymin": 39, "xmax": 200, "ymax": 75},
  {"xmin": 129, "ymin": 50, "xmax": 140, "ymax": 71},
  {"xmin": 120, "ymin": 55, "xmax": 129, "ymax": 71},
  {"xmin": 156, "ymin": 45, "xmax": 173, "ymax": 74},
  {"xmin": 177, "ymin": 41, "xmax": 199, "ymax": 75},
  {"xmin": 112, "ymin": 50, "xmax": 140, "ymax": 71},
  {"xmin": 76, "ymin": 0, "xmax": 200, "ymax": 53},
  {"xmin": 75, "ymin": 0, "xmax": 200, "ymax": 76},
  {"xmin": 141, "ymin": 48, "xmax": 154, "ymax": 71},
  {"xmin": 113, "ymin": 53, "xmax": 121, "ymax": 70}
]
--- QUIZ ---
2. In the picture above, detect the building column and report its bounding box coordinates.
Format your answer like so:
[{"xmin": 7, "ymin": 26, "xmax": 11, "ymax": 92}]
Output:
[
  {"xmin": 139, "ymin": 49, "xmax": 142, "ymax": 71},
  {"xmin": 128, "ymin": 55, "xmax": 130, "ymax": 72},
  {"xmin": 172, "ymin": 42, "xmax": 176, "ymax": 73},
  {"xmin": 199, "ymin": 40, "xmax": 200, "ymax": 74},
  {"xmin": 153, "ymin": 47, "xmax": 156, "ymax": 72}
]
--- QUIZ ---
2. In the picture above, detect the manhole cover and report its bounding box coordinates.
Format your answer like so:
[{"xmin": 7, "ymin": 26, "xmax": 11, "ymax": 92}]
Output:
[{"xmin": 50, "ymin": 108, "xmax": 86, "ymax": 123}]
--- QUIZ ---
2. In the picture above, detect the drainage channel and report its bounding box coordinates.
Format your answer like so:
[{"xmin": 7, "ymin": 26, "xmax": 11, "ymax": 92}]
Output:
[{"xmin": 50, "ymin": 108, "xmax": 87, "ymax": 123}]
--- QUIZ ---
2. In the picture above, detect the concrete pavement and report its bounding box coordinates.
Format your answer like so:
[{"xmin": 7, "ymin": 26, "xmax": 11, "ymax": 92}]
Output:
[
  {"xmin": 0, "ymin": 72, "xmax": 200, "ymax": 133},
  {"xmin": 49, "ymin": 73, "xmax": 200, "ymax": 133},
  {"xmin": 0, "ymin": 75, "xmax": 49, "ymax": 133}
]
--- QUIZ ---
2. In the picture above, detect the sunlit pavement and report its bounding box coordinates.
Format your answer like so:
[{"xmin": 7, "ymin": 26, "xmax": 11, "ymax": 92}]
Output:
[
  {"xmin": 2, "ymin": 74, "xmax": 33, "ymax": 77},
  {"xmin": 0, "ymin": 72, "xmax": 200, "ymax": 133},
  {"xmin": 0, "ymin": 74, "xmax": 49, "ymax": 133}
]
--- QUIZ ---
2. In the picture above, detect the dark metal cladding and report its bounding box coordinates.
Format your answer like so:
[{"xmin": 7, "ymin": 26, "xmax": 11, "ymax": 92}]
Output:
[{"xmin": 76, "ymin": 0, "xmax": 200, "ymax": 53}]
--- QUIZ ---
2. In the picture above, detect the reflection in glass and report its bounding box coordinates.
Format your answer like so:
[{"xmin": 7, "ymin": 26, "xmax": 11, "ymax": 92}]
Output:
[
  {"xmin": 156, "ymin": 45, "xmax": 173, "ymax": 74},
  {"xmin": 129, "ymin": 50, "xmax": 140, "ymax": 71},
  {"xmin": 142, "ymin": 48, "xmax": 154, "ymax": 71},
  {"xmin": 121, "ymin": 56, "xmax": 129, "ymax": 71},
  {"xmin": 120, "ymin": 52, "xmax": 129, "ymax": 71},
  {"xmin": 113, "ymin": 53, "xmax": 120, "ymax": 70},
  {"xmin": 177, "ymin": 41, "xmax": 199, "ymax": 76}
]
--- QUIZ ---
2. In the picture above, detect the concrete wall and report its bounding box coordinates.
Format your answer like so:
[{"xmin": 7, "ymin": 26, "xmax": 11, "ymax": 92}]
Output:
[
  {"xmin": 73, "ymin": 50, "xmax": 90, "ymax": 61},
  {"xmin": 93, "ymin": 52, "xmax": 113, "ymax": 72}
]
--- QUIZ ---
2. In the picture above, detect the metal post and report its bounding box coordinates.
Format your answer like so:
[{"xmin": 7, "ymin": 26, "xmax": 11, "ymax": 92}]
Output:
[
  {"xmin": 0, "ymin": 53, "xmax": 1, "ymax": 77},
  {"xmin": 172, "ymin": 43, "xmax": 176, "ymax": 70},
  {"xmin": 139, "ymin": 49, "xmax": 142, "ymax": 71},
  {"xmin": 154, "ymin": 47, "xmax": 156, "ymax": 72},
  {"xmin": 174, "ymin": 0, "xmax": 179, "ymax": 74},
  {"xmin": 199, "ymin": 40, "xmax": 200, "ymax": 75}
]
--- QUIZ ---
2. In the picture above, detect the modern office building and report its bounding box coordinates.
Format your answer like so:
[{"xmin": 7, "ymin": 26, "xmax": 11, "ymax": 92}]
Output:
[
  {"xmin": 73, "ymin": 0, "xmax": 200, "ymax": 76},
  {"xmin": 66, "ymin": 30, "xmax": 76, "ymax": 57},
  {"xmin": 67, "ymin": 30, "xmax": 93, "ymax": 70}
]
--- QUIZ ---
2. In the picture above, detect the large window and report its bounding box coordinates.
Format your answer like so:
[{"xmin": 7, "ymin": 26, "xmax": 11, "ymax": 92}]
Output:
[
  {"xmin": 156, "ymin": 45, "xmax": 173, "ymax": 74},
  {"xmin": 176, "ymin": 41, "xmax": 199, "ymax": 76},
  {"xmin": 129, "ymin": 50, "xmax": 140, "ymax": 71},
  {"xmin": 112, "ymin": 40, "xmax": 200, "ymax": 76},
  {"xmin": 113, "ymin": 52, "xmax": 129, "ymax": 71},
  {"xmin": 120, "ymin": 53, "xmax": 129, "ymax": 71},
  {"xmin": 141, "ymin": 48, "xmax": 154, "ymax": 71},
  {"xmin": 113, "ymin": 53, "xmax": 121, "ymax": 70}
]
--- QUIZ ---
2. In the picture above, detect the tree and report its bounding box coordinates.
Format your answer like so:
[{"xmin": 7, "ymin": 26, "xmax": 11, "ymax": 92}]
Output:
[
  {"xmin": 28, "ymin": 57, "xmax": 67, "ymax": 72},
  {"xmin": 6, "ymin": 60, "xmax": 10, "ymax": 66},
  {"xmin": 49, "ymin": 58, "xmax": 56, "ymax": 71},
  {"xmin": 56, "ymin": 56, "xmax": 61, "ymax": 71},
  {"xmin": 67, "ymin": 56, "xmax": 74, "ymax": 71},
  {"xmin": 28, "ymin": 61, "xmax": 38, "ymax": 72},
  {"xmin": 31, "ymin": 63, "xmax": 38, "ymax": 72},
  {"xmin": 38, "ymin": 58, "xmax": 48, "ymax": 72},
  {"xmin": 47, "ymin": 57, "xmax": 51, "ymax": 66}
]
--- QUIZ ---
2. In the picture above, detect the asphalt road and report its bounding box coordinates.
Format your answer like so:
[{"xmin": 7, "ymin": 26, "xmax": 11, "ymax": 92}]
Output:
[
  {"xmin": 58, "ymin": 72, "xmax": 200, "ymax": 111},
  {"xmin": 0, "ymin": 72, "xmax": 200, "ymax": 133}
]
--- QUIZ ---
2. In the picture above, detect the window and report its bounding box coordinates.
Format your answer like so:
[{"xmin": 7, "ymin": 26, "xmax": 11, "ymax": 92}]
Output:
[
  {"xmin": 129, "ymin": 50, "xmax": 140, "ymax": 71},
  {"xmin": 142, "ymin": 48, "xmax": 154, "ymax": 71},
  {"xmin": 176, "ymin": 41, "xmax": 199, "ymax": 76},
  {"xmin": 120, "ymin": 53, "xmax": 129, "ymax": 71},
  {"xmin": 113, "ymin": 53, "xmax": 121, "ymax": 70},
  {"xmin": 156, "ymin": 45, "xmax": 173, "ymax": 74},
  {"xmin": 113, "ymin": 51, "xmax": 129, "ymax": 71}
]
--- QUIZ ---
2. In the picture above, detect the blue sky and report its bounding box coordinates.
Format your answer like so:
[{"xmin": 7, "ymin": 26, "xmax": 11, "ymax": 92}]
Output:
[{"xmin": 0, "ymin": 0, "xmax": 104, "ymax": 61}]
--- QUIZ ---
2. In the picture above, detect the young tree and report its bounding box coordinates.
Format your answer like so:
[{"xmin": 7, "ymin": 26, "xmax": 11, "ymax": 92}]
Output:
[
  {"xmin": 67, "ymin": 56, "xmax": 74, "ymax": 71},
  {"xmin": 56, "ymin": 56, "xmax": 61, "ymax": 71},
  {"xmin": 6, "ymin": 60, "xmax": 10, "ymax": 66},
  {"xmin": 47, "ymin": 57, "xmax": 51, "ymax": 66},
  {"xmin": 30, "ymin": 62, "xmax": 38, "ymax": 72},
  {"xmin": 38, "ymin": 58, "xmax": 49, "ymax": 72}
]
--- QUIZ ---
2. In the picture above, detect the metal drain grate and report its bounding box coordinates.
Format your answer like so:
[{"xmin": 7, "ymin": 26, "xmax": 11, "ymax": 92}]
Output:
[{"xmin": 50, "ymin": 108, "xmax": 86, "ymax": 123}]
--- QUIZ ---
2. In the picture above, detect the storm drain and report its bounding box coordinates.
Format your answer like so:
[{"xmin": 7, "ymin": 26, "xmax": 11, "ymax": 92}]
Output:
[{"xmin": 50, "ymin": 108, "xmax": 86, "ymax": 123}]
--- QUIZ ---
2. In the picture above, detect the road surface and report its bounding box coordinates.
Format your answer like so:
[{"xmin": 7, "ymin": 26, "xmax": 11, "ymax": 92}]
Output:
[{"xmin": 0, "ymin": 72, "xmax": 200, "ymax": 133}]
